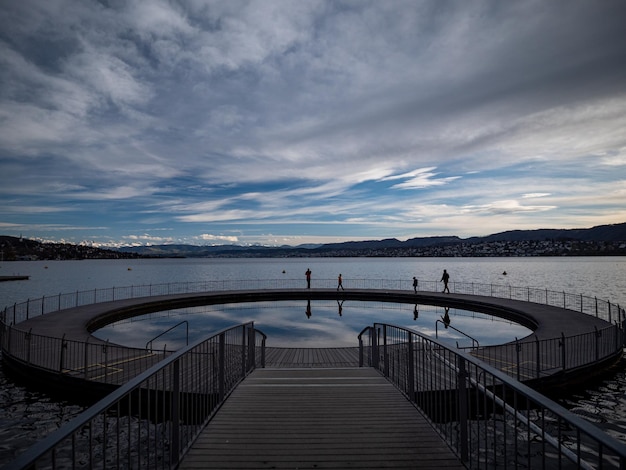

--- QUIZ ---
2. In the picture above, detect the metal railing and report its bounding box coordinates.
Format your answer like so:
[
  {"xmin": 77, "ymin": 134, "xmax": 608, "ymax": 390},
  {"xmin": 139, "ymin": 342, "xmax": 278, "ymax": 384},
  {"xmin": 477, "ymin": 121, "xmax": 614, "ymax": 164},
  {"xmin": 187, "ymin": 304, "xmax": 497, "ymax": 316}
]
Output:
[
  {"xmin": 358, "ymin": 323, "xmax": 626, "ymax": 469},
  {"xmin": 435, "ymin": 319, "xmax": 480, "ymax": 349},
  {"xmin": 2, "ymin": 322, "xmax": 266, "ymax": 470},
  {"xmin": 2, "ymin": 279, "xmax": 623, "ymax": 387},
  {"xmin": 473, "ymin": 324, "xmax": 624, "ymax": 382},
  {"xmin": 2, "ymin": 279, "xmax": 624, "ymax": 327},
  {"xmin": 146, "ymin": 320, "xmax": 189, "ymax": 351},
  {"xmin": 1, "ymin": 327, "xmax": 173, "ymax": 386}
]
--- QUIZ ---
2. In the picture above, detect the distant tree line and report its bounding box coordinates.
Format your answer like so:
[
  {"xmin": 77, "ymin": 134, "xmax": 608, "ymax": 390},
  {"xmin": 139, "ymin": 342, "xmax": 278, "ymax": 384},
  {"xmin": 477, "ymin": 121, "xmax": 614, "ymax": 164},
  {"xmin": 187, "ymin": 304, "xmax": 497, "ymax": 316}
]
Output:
[{"xmin": 0, "ymin": 236, "xmax": 142, "ymax": 261}]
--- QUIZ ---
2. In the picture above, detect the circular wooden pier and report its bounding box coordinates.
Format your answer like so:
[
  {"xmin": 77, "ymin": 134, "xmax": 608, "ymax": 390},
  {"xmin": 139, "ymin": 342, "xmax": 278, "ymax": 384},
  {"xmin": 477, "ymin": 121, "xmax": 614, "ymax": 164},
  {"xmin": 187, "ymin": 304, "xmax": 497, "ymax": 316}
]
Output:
[{"xmin": 3, "ymin": 288, "xmax": 622, "ymax": 395}]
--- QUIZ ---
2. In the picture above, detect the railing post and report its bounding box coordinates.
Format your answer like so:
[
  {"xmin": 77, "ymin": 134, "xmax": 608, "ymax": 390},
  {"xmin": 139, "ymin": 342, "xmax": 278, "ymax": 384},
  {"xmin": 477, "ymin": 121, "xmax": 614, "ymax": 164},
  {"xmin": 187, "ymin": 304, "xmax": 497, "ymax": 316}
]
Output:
[
  {"xmin": 247, "ymin": 325, "xmax": 256, "ymax": 372},
  {"xmin": 84, "ymin": 336, "xmax": 90, "ymax": 379},
  {"xmin": 218, "ymin": 332, "xmax": 225, "ymax": 401},
  {"xmin": 59, "ymin": 334, "xmax": 67, "ymax": 372},
  {"xmin": 372, "ymin": 327, "xmax": 379, "ymax": 370},
  {"xmin": 171, "ymin": 359, "xmax": 181, "ymax": 465},
  {"xmin": 383, "ymin": 325, "xmax": 389, "ymax": 378},
  {"xmin": 535, "ymin": 336, "xmax": 540, "ymax": 378},
  {"xmin": 560, "ymin": 332, "xmax": 566, "ymax": 370},
  {"xmin": 241, "ymin": 325, "xmax": 247, "ymax": 377},
  {"xmin": 103, "ymin": 340, "xmax": 109, "ymax": 383},
  {"xmin": 595, "ymin": 327, "xmax": 600, "ymax": 361},
  {"xmin": 515, "ymin": 338, "xmax": 521, "ymax": 382},
  {"xmin": 458, "ymin": 357, "xmax": 469, "ymax": 462},
  {"xmin": 358, "ymin": 335, "xmax": 364, "ymax": 367},
  {"xmin": 407, "ymin": 332, "xmax": 414, "ymax": 401},
  {"xmin": 26, "ymin": 328, "xmax": 32, "ymax": 364}
]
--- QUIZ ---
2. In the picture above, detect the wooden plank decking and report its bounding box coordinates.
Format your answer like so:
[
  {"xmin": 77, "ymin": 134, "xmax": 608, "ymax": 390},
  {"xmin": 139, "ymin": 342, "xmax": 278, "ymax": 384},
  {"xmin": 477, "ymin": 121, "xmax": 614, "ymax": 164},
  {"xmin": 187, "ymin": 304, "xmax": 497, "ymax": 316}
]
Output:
[
  {"xmin": 265, "ymin": 347, "xmax": 360, "ymax": 368},
  {"xmin": 178, "ymin": 367, "xmax": 465, "ymax": 470}
]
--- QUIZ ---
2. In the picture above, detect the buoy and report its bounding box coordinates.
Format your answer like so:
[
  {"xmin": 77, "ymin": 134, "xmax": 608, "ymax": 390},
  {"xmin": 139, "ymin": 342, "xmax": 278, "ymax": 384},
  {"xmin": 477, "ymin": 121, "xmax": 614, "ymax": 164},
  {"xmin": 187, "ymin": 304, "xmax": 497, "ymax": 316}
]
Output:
[
  {"xmin": 282, "ymin": 270, "xmax": 286, "ymax": 273},
  {"xmin": 128, "ymin": 267, "xmax": 132, "ymax": 271},
  {"xmin": 502, "ymin": 271, "xmax": 507, "ymax": 275}
]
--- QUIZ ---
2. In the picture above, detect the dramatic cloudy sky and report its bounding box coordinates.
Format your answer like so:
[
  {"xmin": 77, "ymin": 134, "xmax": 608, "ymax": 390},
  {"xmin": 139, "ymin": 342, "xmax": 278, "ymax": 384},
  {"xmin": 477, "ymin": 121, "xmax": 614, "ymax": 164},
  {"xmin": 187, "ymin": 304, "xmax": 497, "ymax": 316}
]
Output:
[{"xmin": 1, "ymin": 1, "xmax": 625, "ymax": 247}]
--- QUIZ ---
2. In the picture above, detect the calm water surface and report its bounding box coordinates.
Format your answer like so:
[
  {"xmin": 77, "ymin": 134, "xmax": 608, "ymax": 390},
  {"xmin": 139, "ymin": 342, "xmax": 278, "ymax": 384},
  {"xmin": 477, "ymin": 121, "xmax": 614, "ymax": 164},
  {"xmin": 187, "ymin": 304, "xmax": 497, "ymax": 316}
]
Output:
[
  {"xmin": 1, "ymin": 257, "xmax": 625, "ymax": 464},
  {"xmin": 93, "ymin": 301, "xmax": 531, "ymax": 350}
]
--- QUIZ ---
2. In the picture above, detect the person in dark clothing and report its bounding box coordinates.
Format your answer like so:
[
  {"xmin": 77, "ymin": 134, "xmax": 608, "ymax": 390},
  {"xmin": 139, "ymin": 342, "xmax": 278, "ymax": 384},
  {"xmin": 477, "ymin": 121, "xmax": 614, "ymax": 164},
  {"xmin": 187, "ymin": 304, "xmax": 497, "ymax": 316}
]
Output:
[
  {"xmin": 305, "ymin": 268, "xmax": 312, "ymax": 289},
  {"xmin": 337, "ymin": 273, "xmax": 344, "ymax": 291},
  {"xmin": 440, "ymin": 269, "xmax": 450, "ymax": 293}
]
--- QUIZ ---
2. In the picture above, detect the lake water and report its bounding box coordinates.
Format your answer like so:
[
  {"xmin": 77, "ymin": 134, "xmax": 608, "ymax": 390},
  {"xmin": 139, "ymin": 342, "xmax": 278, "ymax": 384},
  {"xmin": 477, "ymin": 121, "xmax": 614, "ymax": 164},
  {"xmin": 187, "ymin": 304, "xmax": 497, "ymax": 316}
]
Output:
[
  {"xmin": 93, "ymin": 300, "xmax": 531, "ymax": 350},
  {"xmin": 1, "ymin": 257, "xmax": 625, "ymax": 464}
]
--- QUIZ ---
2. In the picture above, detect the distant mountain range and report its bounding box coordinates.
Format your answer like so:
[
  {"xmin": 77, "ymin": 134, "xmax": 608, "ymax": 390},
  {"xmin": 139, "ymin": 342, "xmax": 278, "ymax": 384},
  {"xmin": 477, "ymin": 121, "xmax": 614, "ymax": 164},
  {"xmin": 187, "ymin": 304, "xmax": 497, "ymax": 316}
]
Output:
[
  {"xmin": 116, "ymin": 222, "xmax": 626, "ymax": 258},
  {"xmin": 2, "ymin": 222, "xmax": 625, "ymax": 260}
]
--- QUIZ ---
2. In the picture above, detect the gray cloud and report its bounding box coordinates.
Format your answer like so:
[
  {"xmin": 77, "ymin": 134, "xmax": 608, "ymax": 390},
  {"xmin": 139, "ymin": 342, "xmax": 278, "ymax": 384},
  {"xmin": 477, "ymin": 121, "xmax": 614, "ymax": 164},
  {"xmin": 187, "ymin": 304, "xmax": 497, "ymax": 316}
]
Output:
[{"xmin": 1, "ymin": 0, "xmax": 625, "ymax": 245}]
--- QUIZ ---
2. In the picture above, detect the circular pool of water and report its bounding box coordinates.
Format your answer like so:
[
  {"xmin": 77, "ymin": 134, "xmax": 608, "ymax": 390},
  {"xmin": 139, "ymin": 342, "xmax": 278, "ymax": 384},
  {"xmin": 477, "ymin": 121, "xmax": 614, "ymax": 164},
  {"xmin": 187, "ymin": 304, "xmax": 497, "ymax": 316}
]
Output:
[{"xmin": 93, "ymin": 300, "xmax": 533, "ymax": 350}]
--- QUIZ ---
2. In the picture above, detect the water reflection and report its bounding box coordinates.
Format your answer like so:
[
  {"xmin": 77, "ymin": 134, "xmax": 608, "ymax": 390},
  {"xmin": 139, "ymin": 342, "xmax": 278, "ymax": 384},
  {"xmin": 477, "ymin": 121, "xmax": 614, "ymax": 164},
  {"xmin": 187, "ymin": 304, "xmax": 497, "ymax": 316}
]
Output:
[
  {"xmin": 441, "ymin": 307, "xmax": 451, "ymax": 328},
  {"xmin": 93, "ymin": 300, "xmax": 532, "ymax": 350}
]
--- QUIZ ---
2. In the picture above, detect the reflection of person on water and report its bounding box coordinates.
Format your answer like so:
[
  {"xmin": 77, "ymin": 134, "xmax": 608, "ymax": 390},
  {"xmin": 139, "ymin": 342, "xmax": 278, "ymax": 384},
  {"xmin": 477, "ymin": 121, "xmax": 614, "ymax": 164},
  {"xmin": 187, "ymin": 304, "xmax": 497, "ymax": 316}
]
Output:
[
  {"xmin": 441, "ymin": 307, "xmax": 451, "ymax": 328},
  {"xmin": 413, "ymin": 304, "xmax": 419, "ymax": 320},
  {"xmin": 306, "ymin": 300, "xmax": 312, "ymax": 318},
  {"xmin": 337, "ymin": 299, "xmax": 344, "ymax": 316}
]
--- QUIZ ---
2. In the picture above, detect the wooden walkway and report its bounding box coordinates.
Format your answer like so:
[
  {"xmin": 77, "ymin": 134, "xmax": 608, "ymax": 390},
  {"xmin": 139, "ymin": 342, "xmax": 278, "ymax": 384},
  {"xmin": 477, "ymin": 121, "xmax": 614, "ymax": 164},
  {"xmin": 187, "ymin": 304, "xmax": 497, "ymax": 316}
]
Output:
[
  {"xmin": 178, "ymin": 367, "xmax": 465, "ymax": 470},
  {"xmin": 265, "ymin": 347, "xmax": 359, "ymax": 368},
  {"xmin": 5, "ymin": 289, "xmax": 621, "ymax": 390}
]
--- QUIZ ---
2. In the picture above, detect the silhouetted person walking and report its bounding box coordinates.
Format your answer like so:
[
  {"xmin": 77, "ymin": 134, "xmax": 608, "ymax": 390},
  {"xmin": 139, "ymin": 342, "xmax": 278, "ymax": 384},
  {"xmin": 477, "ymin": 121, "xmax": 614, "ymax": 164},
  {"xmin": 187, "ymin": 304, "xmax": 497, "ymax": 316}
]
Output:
[
  {"xmin": 412, "ymin": 276, "xmax": 418, "ymax": 293},
  {"xmin": 305, "ymin": 268, "xmax": 311, "ymax": 289},
  {"xmin": 440, "ymin": 269, "xmax": 450, "ymax": 293},
  {"xmin": 337, "ymin": 273, "xmax": 344, "ymax": 291}
]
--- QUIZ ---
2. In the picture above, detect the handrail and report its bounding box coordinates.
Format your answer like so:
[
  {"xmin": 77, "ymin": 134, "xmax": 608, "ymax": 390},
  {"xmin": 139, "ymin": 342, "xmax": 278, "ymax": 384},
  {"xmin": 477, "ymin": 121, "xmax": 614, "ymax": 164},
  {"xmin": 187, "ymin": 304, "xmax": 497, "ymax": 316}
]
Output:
[
  {"xmin": 1, "ymin": 285, "xmax": 623, "ymax": 384},
  {"xmin": 2, "ymin": 278, "xmax": 623, "ymax": 328},
  {"xmin": 2, "ymin": 321, "xmax": 266, "ymax": 470},
  {"xmin": 146, "ymin": 320, "xmax": 189, "ymax": 351},
  {"xmin": 360, "ymin": 322, "xmax": 626, "ymax": 469},
  {"xmin": 435, "ymin": 319, "xmax": 480, "ymax": 349}
]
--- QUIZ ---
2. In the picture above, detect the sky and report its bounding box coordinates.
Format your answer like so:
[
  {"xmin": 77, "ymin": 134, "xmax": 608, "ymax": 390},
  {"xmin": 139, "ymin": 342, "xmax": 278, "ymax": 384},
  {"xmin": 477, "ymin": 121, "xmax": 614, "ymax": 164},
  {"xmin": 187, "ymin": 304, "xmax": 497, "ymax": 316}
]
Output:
[{"xmin": 1, "ymin": 1, "xmax": 626, "ymax": 248}]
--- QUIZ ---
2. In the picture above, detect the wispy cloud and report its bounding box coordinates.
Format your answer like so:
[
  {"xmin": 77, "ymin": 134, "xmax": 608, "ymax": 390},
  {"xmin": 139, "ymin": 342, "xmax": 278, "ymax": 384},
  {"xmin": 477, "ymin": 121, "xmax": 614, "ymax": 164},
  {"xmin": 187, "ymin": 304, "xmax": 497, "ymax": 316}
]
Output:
[{"xmin": 1, "ymin": 0, "xmax": 625, "ymax": 246}]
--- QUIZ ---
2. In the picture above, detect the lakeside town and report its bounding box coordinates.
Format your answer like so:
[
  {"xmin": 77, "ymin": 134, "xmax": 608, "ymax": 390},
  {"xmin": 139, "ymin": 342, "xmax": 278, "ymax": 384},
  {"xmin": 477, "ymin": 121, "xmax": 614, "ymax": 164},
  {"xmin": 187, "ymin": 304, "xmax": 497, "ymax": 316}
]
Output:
[{"xmin": 1, "ymin": 233, "xmax": 625, "ymax": 261}]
